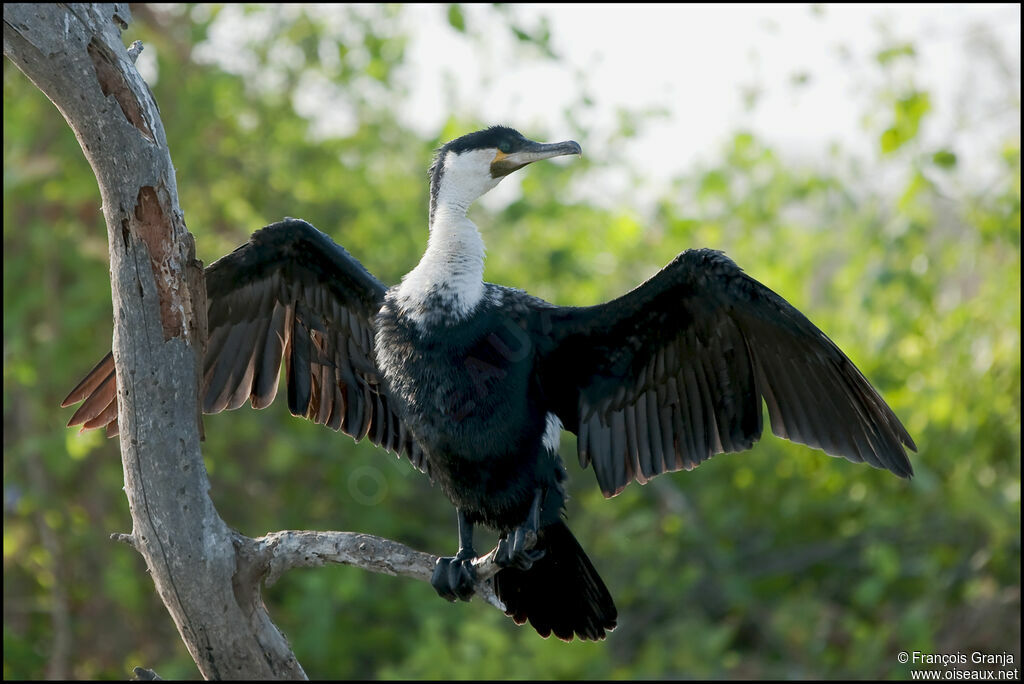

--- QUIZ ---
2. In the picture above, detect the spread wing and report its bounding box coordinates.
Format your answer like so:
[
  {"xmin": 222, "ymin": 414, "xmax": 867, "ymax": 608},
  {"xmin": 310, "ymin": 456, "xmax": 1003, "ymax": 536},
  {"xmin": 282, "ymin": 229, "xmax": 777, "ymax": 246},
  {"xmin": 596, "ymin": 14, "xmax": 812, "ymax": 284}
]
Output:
[
  {"xmin": 62, "ymin": 218, "xmax": 428, "ymax": 474},
  {"xmin": 536, "ymin": 249, "xmax": 915, "ymax": 497}
]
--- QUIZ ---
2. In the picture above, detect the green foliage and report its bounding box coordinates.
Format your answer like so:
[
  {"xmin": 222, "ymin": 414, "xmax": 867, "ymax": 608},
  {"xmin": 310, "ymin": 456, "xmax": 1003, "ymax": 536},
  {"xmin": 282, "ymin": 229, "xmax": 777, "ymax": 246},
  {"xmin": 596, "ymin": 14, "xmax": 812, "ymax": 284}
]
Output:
[
  {"xmin": 4, "ymin": 5, "xmax": 1019, "ymax": 680},
  {"xmin": 881, "ymin": 90, "xmax": 931, "ymax": 155},
  {"xmin": 876, "ymin": 43, "xmax": 916, "ymax": 66},
  {"xmin": 931, "ymin": 149, "xmax": 957, "ymax": 169},
  {"xmin": 447, "ymin": 4, "xmax": 466, "ymax": 34}
]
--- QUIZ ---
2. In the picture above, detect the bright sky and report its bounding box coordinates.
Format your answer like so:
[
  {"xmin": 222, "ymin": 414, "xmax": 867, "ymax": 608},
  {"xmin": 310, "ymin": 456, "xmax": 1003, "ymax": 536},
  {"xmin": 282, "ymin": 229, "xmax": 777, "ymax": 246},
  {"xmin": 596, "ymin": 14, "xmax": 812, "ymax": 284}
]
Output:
[
  {"xmin": 178, "ymin": 4, "xmax": 1020, "ymax": 210},
  {"xmin": 396, "ymin": 3, "xmax": 1020, "ymax": 207}
]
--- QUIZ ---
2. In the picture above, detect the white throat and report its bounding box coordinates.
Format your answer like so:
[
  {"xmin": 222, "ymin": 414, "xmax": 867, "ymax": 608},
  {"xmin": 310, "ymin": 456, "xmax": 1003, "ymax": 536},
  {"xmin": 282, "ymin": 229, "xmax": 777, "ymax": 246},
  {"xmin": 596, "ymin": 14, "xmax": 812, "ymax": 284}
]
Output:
[
  {"xmin": 395, "ymin": 210, "xmax": 486, "ymax": 323},
  {"xmin": 395, "ymin": 150, "xmax": 501, "ymax": 324}
]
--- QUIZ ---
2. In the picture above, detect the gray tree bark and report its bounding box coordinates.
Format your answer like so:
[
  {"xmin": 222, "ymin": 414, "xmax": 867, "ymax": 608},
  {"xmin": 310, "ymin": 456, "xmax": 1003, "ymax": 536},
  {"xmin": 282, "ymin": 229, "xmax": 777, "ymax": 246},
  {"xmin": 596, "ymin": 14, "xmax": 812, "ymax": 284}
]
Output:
[
  {"xmin": 4, "ymin": 3, "xmax": 505, "ymax": 679},
  {"xmin": 3, "ymin": 3, "xmax": 304, "ymax": 679}
]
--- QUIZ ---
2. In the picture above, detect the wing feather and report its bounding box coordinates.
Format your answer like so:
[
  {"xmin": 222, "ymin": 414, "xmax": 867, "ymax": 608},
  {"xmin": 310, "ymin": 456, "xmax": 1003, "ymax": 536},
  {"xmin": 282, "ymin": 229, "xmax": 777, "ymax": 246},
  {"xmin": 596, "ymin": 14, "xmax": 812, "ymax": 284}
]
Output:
[
  {"xmin": 62, "ymin": 219, "xmax": 427, "ymax": 474},
  {"xmin": 536, "ymin": 248, "xmax": 915, "ymax": 496},
  {"xmin": 253, "ymin": 301, "xmax": 288, "ymax": 409}
]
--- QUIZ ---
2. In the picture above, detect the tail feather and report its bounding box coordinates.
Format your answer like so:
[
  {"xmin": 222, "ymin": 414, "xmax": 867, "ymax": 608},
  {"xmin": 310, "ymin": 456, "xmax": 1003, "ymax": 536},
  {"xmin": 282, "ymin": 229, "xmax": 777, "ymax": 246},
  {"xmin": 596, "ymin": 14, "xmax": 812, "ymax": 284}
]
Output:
[{"xmin": 493, "ymin": 520, "xmax": 617, "ymax": 641}]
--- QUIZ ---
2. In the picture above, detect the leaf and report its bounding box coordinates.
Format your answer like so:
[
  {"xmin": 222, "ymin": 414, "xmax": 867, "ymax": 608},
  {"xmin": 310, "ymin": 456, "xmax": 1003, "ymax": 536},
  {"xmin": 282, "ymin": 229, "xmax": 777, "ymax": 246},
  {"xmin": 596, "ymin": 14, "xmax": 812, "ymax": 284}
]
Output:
[
  {"xmin": 446, "ymin": 4, "xmax": 466, "ymax": 33},
  {"xmin": 880, "ymin": 127, "xmax": 902, "ymax": 154},
  {"xmin": 931, "ymin": 149, "xmax": 957, "ymax": 169},
  {"xmin": 876, "ymin": 43, "xmax": 916, "ymax": 65},
  {"xmin": 880, "ymin": 90, "xmax": 932, "ymax": 154}
]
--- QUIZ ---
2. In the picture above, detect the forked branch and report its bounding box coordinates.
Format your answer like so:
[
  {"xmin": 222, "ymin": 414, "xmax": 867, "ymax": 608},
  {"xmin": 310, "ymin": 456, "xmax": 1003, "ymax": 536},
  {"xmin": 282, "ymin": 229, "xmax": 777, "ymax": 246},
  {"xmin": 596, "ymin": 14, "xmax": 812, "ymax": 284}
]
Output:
[{"xmin": 5, "ymin": 3, "xmax": 505, "ymax": 679}]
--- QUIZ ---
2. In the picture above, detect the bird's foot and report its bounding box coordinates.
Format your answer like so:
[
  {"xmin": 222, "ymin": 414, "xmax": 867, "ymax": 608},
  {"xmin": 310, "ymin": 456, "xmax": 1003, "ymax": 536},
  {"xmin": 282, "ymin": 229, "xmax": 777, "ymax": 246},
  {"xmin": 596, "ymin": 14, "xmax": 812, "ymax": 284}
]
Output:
[
  {"xmin": 431, "ymin": 547, "xmax": 477, "ymax": 602},
  {"xmin": 494, "ymin": 524, "xmax": 545, "ymax": 571}
]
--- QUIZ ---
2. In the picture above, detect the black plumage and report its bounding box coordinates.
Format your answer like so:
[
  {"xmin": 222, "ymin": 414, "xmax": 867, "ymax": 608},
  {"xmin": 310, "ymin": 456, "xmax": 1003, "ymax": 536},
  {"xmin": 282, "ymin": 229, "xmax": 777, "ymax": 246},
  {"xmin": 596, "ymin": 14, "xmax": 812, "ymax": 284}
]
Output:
[{"xmin": 63, "ymin": 126, "xmax": 915, "ymax": 642}]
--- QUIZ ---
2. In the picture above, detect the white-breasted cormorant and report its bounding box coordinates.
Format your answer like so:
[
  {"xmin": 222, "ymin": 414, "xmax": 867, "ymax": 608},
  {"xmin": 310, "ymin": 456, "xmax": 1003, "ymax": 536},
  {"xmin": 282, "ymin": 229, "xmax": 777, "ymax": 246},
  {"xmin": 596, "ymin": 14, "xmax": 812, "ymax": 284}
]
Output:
[{"xmin": 63, "ymin": 126, "xmax": 916, "ymax": 641}]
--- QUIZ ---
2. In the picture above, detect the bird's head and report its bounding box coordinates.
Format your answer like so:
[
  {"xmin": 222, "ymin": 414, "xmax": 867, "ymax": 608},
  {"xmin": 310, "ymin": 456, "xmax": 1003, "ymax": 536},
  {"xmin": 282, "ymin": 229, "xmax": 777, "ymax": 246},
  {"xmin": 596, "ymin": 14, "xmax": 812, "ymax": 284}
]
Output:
[{"xmin": 429, "ymin": 126, "xmax": 581, "ymax": 221}]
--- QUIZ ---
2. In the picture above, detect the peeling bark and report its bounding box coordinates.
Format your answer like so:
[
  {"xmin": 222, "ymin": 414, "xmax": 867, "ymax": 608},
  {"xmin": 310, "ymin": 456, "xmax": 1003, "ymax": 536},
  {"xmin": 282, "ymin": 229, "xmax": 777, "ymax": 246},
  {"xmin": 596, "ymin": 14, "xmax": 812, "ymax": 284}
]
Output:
[
  {"xmin": 4, "ymin": 3, "xmax": 302, "ymax": 679},
  {"xmin": 5, "ymin": 3, "xmax": 512, "ymax": 679}
]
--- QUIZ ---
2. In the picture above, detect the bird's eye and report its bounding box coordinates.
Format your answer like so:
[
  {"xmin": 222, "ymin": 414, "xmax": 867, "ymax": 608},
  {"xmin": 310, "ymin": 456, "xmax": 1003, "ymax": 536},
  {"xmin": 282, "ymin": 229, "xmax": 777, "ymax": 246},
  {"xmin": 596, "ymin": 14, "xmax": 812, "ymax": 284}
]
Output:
[{"xmin": 498, "ymin": 141, "xmax": 511, "ymax": 153}]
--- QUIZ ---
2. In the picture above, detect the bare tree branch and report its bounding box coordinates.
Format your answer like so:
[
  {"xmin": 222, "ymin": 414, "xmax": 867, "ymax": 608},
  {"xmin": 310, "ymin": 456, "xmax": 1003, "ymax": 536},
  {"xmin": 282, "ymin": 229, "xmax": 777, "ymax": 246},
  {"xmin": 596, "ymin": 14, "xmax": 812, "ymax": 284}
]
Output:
[
  {"xmin": 5, "ymin": 4, "xmax": 512, "ymax": 679},
  {"xmin": 239, "ymin": 531, "xmax": 506, "ymax": 611},
  {"xmin": 3, "ymin": 3, "xmax": 301, "ymax": 678}
]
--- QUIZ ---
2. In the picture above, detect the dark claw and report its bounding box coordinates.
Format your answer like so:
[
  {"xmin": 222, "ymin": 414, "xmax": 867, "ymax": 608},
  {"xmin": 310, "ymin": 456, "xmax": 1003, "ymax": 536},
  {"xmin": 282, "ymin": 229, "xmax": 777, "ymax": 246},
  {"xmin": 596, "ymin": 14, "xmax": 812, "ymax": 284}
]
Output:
[
  {"xmin": 495, "ymin": 532, "xmax": 545, "ymax": 571},
  {"xmin": 431, "ymin": 550, "xmax": 477, "ymax": 602},
  {"xmin": 513, "ymin": 524, "xmax": 537, "ymax": 554},
  {"xmin": 494, "ymin": 489, "xmax": 547, "ymax": 570}
]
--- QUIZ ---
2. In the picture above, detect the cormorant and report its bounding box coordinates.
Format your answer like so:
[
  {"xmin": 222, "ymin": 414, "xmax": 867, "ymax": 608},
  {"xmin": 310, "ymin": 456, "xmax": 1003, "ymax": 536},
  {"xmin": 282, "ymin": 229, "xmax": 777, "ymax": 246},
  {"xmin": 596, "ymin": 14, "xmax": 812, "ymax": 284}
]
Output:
[{"xmin": 63, "ymin": 126, "xmax": 916, "ymax": 641}]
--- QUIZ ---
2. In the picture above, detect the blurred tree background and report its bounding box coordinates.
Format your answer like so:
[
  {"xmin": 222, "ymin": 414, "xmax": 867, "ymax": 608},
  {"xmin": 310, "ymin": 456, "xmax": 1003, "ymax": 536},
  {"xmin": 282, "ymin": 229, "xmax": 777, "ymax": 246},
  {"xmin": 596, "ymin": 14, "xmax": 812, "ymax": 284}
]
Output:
[{"xmin": 4, "ymin": 4, "xmax": 1019, "ymax": 680}]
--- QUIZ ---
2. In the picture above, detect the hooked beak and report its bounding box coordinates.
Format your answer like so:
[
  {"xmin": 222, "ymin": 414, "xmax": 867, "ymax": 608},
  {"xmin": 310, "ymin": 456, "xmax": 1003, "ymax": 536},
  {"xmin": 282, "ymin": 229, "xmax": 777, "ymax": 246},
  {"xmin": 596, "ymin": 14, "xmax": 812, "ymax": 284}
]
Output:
[{"xmin": 491, "ymin": 139, "xmax": 582, "ymax": 178}]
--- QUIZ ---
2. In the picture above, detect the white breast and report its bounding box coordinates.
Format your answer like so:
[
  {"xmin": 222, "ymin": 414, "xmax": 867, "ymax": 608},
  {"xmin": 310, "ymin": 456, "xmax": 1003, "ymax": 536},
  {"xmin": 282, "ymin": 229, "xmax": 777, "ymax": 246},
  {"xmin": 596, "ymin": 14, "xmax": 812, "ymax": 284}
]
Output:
[{"xmin": 543, "ymin": 412, "xmax": 563, "ymax": 452}]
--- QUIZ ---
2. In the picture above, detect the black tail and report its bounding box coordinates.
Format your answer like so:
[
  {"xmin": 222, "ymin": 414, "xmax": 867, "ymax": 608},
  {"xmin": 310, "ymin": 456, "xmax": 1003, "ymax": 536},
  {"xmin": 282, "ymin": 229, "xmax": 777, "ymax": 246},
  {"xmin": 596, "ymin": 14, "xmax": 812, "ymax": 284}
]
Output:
[{"xmin": 493, "ymin": 520, "xmax": 617, "ymax": 641}]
